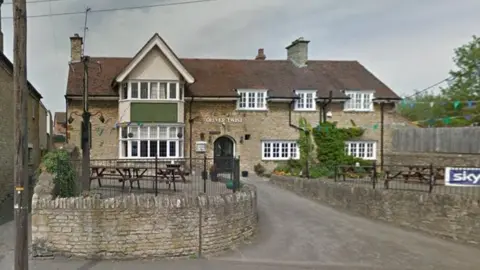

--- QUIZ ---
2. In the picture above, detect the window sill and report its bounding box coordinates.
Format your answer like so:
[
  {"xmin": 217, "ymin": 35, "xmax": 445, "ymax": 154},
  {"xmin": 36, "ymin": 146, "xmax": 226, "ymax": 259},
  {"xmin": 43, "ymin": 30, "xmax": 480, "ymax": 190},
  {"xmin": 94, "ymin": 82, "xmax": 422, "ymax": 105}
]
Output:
[
  {"xmin": 294, "ymin": 109, "xmax": 317, "ymax": 112},
  {"xmin": 117, "ymin": 157, "xmax": 185, "ymax": 159},
  {"xmin": 262, "ymin": 158, "xmax": 300, "ymax": 161},
  {"xmin": 236, "ymin": 108, "xmax": 268, "ymax": 112},
  {"xmin": 119, "ymin": 99, "xmax": 183, "ymax": 103},
  {"xmin": 343, "ymin": 109, "xmax": 375, "ymax": 113}
]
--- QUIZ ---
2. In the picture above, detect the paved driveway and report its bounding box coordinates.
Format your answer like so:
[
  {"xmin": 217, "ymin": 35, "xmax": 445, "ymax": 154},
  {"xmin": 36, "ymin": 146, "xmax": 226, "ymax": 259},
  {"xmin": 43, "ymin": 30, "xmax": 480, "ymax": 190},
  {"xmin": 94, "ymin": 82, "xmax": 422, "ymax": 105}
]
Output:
[{"xmin": 0, "ymin": 177, "xmax": 479, "ymax": 270}]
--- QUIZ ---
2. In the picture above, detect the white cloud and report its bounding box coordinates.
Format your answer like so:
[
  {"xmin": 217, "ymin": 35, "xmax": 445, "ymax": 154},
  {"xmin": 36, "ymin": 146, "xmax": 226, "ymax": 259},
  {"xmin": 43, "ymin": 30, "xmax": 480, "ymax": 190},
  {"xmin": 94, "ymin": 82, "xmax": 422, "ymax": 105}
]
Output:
[{"xmin": 0, "ymin": 0, "xmax": 479, "ymax": 112}]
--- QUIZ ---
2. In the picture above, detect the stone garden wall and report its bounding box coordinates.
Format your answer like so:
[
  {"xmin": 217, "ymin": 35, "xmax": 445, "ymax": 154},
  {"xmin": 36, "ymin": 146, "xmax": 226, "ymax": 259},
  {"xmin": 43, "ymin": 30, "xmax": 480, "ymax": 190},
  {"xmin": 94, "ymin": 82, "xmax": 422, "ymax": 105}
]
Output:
[
  {"xmin": 270, "ymin": 175, "xmax": 480, "ymax": 247},
  {"xmin": 31, "ymin": 172, "xmax": 258, "ymax": 259}
]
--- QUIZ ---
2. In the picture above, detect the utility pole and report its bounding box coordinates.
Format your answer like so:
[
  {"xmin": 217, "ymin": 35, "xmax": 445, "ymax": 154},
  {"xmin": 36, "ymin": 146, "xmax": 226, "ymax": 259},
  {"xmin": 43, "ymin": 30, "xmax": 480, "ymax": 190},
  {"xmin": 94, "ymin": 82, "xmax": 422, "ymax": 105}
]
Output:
[
  {"xmin": 81, "ymin": 55, "xmax": 91, "ymax": 191},
  {"xmin": 80, "ymin": 7, "xmax": 91, "ymax": 191},
  {"xmin": 12, "ymin": 0, "xmax": 29, "ymax": 269}
]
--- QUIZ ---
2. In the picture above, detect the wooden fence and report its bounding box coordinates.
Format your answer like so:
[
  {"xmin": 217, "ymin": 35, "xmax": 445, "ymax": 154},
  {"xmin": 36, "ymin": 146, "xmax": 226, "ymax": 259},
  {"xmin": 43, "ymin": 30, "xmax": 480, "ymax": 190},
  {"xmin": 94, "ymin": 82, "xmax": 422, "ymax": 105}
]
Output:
[{"xmin": 391, "ymin": 127, "xmax": 480, "ymax": 154}]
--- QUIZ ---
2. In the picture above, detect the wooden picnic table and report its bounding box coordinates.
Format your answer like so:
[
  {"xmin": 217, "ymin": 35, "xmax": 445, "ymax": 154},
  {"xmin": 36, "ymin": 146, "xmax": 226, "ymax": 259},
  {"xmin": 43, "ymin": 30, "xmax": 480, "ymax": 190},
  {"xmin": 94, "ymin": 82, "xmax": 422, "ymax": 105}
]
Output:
[
  {"xmin": 156, "ymin": 164, "xmax": 187, "ymax": 192},
  {"xmin": 90, "ymin": 161, "xmax": 189, "ymax": 193},
  {"xmin": 383, "ymin": 165, "xmax": 446, "ymax": 189}
]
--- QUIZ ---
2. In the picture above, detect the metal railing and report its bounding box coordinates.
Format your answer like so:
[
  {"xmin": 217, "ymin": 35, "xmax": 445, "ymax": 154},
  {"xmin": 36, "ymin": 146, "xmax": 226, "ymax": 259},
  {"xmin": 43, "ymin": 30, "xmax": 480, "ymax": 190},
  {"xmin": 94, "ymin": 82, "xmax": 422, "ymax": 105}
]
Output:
[
  {"xmin": 69, "ymin": 156, "xmax": 241, "ymax": 198},
  {"xmin": 334, "ymin": 163, "xmax": 480, "ymax": 197}
]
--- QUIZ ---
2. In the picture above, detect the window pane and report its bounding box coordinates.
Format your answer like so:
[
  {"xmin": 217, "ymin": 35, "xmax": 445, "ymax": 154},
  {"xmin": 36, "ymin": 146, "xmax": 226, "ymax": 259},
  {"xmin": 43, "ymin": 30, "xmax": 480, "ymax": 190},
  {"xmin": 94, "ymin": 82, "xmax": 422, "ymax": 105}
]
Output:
[
  {"xmin": 290, "ymin": 143, "xmax": 297, "ymax": 158},
  {"xmin": 139, "ymin": 126, "xmax": 148, "ymax": 139},
  {"xmin": 131, "ymin": 83, "xmax": 138, "ymax": 98},
  {"xmin": 140, "ymin": 82, "xmax": 149, "ymax": 99},
  {"xmin": 168, "ymin": 141, "xmax": 176, "ymax": 157},
  {"xmin": 257, "ymin": 92, "xmax": 264, "ymax": 108},
  {"xmin": 121, "ymin": 127, "xmax": 128, "ymax": 139},
  {"xmin": 179, "ymin": 84, "xmax": 184, "ymax": 100},
  {"xmin": 248, "ymin": 92, "xmax": 255, "ymax": 108},
  {"xmin": 130, "ymin": 126, "xmax": 138, "ymax": 138},
  {"xmin": 159, "ymin": 83, "xmax": 167, "ymax": 99},
  {"xmin": 159, "ymin": 127, "xmax": 167, "ymax": 139},
  {"xmin": 131, "ymin": 141, "xmax": 138, "ymax": 157},
  {"xmin": 150, "ymin": 82, "xmax": 158, "ymax": 99},
  {"xmin": 159, "ymin": 141, "xmax": 167, "ymax": 157},
  {"xmin": 178, "ymin": 141, "xmax": 183, "ymax": 157},
  {"xmin": 239, "ymin": 92, "xmax": 246, "ymax": 108},
  {"xmin": 140, "ymin": 141, "xmax": 148, "ymax": 157},
  {"xmin": 121, "ymin": 141, "xmax": 128, "ymax": 157},
  {"xmin": 272, "ymin": 143, "xmax": 280, "ymax": 158},
  {"xmin": 122, "ymin": 83, "xmax": 128, "ymax": 99},
  {"xmin": 149, "ymin": 126, "xmax": 158, "ymax": 139},
  {"xmin": 168, "ymin": 127, "xmax": 177, "ymax": 138},
  {"xmin": 150, "ymin": 141, "xmax": 158, "ymax": 157},
  {"xmin": 169, "ymin": 83, "xmax": 177, "ymax": 99}
]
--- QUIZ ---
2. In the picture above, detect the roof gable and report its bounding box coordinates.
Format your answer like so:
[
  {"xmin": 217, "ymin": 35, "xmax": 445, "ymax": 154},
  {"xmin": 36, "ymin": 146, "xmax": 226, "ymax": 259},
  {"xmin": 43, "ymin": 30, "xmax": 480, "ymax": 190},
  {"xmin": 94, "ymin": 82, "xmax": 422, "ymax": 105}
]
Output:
[{"xmin": 114, "ymin": 33, "xmax": 194, "ymax": 84}]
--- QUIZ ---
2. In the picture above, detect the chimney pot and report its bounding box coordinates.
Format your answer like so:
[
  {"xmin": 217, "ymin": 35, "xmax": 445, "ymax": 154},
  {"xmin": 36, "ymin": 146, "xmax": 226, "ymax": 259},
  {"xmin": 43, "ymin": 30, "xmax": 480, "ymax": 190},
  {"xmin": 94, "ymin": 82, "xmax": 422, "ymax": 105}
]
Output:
[
  {"xmin": 255, "ymin": 48, "xmax": 266, "ymax": 60},
  {"xmin": 286, "ymin": 37, "xmax": 310, "ymax": 67},
  {"xmin": 70, "ymin": 33, "xmax": 83, "ymax": 63}
]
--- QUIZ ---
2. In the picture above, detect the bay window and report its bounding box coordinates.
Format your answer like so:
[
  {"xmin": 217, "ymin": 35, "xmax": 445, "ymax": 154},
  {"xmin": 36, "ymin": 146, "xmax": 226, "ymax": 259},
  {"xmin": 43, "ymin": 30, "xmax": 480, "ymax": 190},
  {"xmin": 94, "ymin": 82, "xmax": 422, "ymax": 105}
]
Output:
[
  {"xmin": 119, "ymin": 125, "xmax": 184, "ymax": 158},
  {"xmin": 120, "ymin": 81, "xmax": 183, "ymax": 100}
]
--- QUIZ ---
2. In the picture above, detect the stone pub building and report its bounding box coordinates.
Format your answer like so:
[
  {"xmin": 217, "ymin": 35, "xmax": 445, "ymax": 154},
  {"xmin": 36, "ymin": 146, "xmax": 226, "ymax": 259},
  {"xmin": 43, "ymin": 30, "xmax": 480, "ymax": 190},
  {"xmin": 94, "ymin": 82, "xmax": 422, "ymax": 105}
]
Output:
[{"xmin": 65, "ymin": 33, "xmax": 402, "ymax": 173}]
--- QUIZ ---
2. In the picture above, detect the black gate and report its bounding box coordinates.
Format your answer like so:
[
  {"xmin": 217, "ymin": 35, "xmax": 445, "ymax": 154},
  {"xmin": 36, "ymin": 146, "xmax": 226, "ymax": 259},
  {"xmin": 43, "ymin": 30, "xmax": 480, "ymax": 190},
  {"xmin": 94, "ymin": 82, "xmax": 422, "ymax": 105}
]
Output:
[{"xmin": 213, "ymin": 136, "xmax": 234, "ymax": 173}]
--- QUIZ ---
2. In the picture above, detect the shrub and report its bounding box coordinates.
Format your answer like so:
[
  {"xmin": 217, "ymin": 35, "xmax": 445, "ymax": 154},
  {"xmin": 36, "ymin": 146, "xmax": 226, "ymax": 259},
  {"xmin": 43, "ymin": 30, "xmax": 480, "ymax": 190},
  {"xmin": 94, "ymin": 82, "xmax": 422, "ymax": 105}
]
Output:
[
  {"xmin": 253, "ymin": 163, "xmax": 266, "ymax": 176},
  {"xmin": 41, "ymin": 150, "xmax": 78, "ymax": 198},
  {"xmin": 313, "ymin": 122, "xmax": 367, "ymax": 170}
]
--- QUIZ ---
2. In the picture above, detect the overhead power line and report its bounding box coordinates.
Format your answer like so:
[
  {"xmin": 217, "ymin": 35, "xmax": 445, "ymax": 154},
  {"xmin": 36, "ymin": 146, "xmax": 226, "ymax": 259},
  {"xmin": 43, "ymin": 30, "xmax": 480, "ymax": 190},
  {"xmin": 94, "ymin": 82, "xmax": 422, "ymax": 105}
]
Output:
[
  {"xmin": 404, "ymin": 77, "xmax": 452, "ymax": 99},
  {"xmin": 1, "ymin": 0, "xmax": 217, "ymax": 19}
]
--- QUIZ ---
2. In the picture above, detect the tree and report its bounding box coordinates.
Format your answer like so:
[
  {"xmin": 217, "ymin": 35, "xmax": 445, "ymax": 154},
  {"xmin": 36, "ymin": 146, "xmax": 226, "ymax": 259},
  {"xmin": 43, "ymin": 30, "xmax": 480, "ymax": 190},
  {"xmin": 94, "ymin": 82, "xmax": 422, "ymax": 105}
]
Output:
[
  {"xmin": 398, "ymin": 36, "xmax": 480, "ymax": 127},
  {"xmin": 441, "ymin": 35, "xmax": 480, "ymax": 100}
]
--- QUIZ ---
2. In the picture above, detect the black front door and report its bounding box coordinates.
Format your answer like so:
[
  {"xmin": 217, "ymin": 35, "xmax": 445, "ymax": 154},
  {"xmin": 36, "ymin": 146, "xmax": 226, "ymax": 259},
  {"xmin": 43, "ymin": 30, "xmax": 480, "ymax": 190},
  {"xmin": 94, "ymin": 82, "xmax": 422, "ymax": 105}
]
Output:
[{"xmin": 213, "ymin": 137, "xmax": 234, "ymax": 173}]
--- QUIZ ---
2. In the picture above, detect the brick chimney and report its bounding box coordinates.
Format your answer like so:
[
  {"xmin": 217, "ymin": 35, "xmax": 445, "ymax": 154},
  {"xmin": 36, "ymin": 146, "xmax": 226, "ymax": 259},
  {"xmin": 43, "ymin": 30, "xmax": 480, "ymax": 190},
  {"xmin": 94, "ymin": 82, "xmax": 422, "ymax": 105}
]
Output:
[
  {"xmin": 70, "ymin": 33, "xmax": 83, "ymax": 63},
  {"xmin": 255, "ymin": 48, "xmax": 266, "ymax": 60},
  {"xmin": 0, "ymin": 0, "xmax": 4, "ymax": 52},
  {"xmin": 286, "ymin": 37, "xmax": 310, "ymax": 67}
]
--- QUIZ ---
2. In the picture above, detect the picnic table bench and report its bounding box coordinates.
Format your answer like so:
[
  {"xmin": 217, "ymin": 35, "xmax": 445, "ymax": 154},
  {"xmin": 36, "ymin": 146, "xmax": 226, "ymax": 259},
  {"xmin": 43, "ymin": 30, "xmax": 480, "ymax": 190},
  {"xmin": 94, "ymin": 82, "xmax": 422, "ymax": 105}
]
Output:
[
  {"xmin": 383, "ymin": 165, "xmax": 445, "ymax": 189},
  {"xmin": 90, "ymin": 161, "xmax": 190, "ymax": 193}
]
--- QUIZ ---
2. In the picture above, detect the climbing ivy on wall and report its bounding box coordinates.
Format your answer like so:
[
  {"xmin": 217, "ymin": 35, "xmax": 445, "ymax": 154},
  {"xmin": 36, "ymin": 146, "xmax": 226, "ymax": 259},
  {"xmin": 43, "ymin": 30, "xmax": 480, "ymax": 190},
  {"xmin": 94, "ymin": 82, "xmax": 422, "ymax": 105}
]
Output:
[{"xmin": 313, "ymin": 121, "xmax": 367, "ymax": 169}]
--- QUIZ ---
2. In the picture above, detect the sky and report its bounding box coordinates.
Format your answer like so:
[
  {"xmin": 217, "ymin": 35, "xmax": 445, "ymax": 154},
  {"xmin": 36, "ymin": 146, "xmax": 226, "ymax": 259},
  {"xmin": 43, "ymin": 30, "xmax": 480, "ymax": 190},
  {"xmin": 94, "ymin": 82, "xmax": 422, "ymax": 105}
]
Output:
[{"xmin": 1, "ymin": 0, "xmax": 480, "ymax": 114}]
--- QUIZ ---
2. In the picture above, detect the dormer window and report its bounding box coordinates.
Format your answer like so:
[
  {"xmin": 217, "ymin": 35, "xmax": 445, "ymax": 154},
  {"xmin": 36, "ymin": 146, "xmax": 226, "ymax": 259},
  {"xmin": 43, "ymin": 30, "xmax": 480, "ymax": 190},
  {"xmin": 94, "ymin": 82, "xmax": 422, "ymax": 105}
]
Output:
[
  {"xmin": 344, "ymin": 90, "xmax": 374, "ymax": 112},
  {"xmin": 120, "ymin": 81, "xmax": 182, "ymax": 101},
  {"xmin": 294, "ymin": 90, "xmax": 316, "ymax": 111},
  {"xmin": 237, "ymin": 89, "xmax": 268, "ymax": 110}
]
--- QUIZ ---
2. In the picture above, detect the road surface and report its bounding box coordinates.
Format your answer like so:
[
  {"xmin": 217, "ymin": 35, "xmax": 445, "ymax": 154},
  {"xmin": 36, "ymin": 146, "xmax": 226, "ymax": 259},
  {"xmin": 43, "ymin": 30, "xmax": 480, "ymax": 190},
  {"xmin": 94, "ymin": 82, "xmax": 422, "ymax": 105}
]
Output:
[{"xmin": 0, "ymin": 176, "xmax": 479, "ymax": 270}]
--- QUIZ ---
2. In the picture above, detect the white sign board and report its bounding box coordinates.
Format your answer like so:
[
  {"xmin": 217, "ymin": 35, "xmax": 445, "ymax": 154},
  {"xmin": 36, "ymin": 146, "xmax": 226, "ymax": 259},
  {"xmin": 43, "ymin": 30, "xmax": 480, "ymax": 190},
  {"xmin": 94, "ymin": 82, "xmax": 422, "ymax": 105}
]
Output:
[{"xmin": 195, "ymin": 141, "xmax": 207, "ymax": 153}]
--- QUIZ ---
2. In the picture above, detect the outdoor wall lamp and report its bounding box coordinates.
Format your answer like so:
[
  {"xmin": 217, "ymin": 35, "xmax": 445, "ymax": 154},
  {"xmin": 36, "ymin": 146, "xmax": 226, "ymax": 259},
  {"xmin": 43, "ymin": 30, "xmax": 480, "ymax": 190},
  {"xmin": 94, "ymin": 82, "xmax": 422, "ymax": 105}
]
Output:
[
  {"xmin": 239, "ymin": 136, "xmax": 244, "ymax": 144},
  {"xmin": 326, "ymin": 111, "xmax": 333, "ymax": 118},
  {"xmin": 200, "ymin": 132, "xmax": 205, "ymax": 141},
  {"xmin": 68, "ymin": 111, "xmax": 105, "ymax": 124}
]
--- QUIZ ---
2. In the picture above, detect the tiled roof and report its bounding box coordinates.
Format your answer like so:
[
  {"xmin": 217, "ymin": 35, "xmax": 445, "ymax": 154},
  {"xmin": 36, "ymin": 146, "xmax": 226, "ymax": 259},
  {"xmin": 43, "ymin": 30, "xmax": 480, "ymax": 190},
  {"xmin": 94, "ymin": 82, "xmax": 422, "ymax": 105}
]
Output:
[
  {"xmin": 0, "ymin": 52, "xmax": 43, "ymax": 99},
  {"xmin": 54, "ymin": 112, "xmax": 66, "ymax": 123},
  {"xmin": 66, "ymin": 57, "xmax": 400, "ymax": 99}
]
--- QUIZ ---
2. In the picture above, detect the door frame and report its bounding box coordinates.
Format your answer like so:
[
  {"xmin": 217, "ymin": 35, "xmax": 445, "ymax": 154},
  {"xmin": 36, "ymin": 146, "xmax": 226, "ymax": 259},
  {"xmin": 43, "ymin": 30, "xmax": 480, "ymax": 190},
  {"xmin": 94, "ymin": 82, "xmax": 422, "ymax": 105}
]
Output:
[{"xmin": 212, "ymin": 135, "xmax": 236, "ymax": 158}]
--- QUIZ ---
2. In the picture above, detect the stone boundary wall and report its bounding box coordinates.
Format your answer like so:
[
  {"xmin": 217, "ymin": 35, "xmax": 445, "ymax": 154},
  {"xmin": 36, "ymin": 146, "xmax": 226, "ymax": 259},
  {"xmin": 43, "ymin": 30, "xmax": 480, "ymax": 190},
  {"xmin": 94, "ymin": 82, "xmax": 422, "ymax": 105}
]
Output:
[
  {"xmin": 31, "ymin": 186, "xmax": 258, "ymax": 259},
  {"xmin": 270, "ymin": 175, "xmax": 480, "ymax": 247}
]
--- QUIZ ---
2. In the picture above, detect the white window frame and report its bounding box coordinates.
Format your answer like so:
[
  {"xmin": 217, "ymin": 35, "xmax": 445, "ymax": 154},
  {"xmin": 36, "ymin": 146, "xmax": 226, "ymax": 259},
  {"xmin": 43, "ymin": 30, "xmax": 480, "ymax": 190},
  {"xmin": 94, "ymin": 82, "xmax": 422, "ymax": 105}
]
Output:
[
  {"xmin": 118, "ymin": 124, "xmax": 184, "ymax": 159},
  {"xmin": 294, "ymin": 90, "xmax": 317, "ymax": 111},
  {"xmin": 343, "ymin": 90, "xmax": 374, "ymax": 112},
  {"xmin": 237, "ymin": 90, "xmax": 268, "ymax": 111},
  {"xmin": 261, "ymin": 140, "xmax": 300, "ymax": 160},
  {"xmin": 120, "ymin": 81, "xmax": 182, "ymax": 101},
  {"xmin": 344, "ymin": 141, "xmax": 376, "ymax": 160}
]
